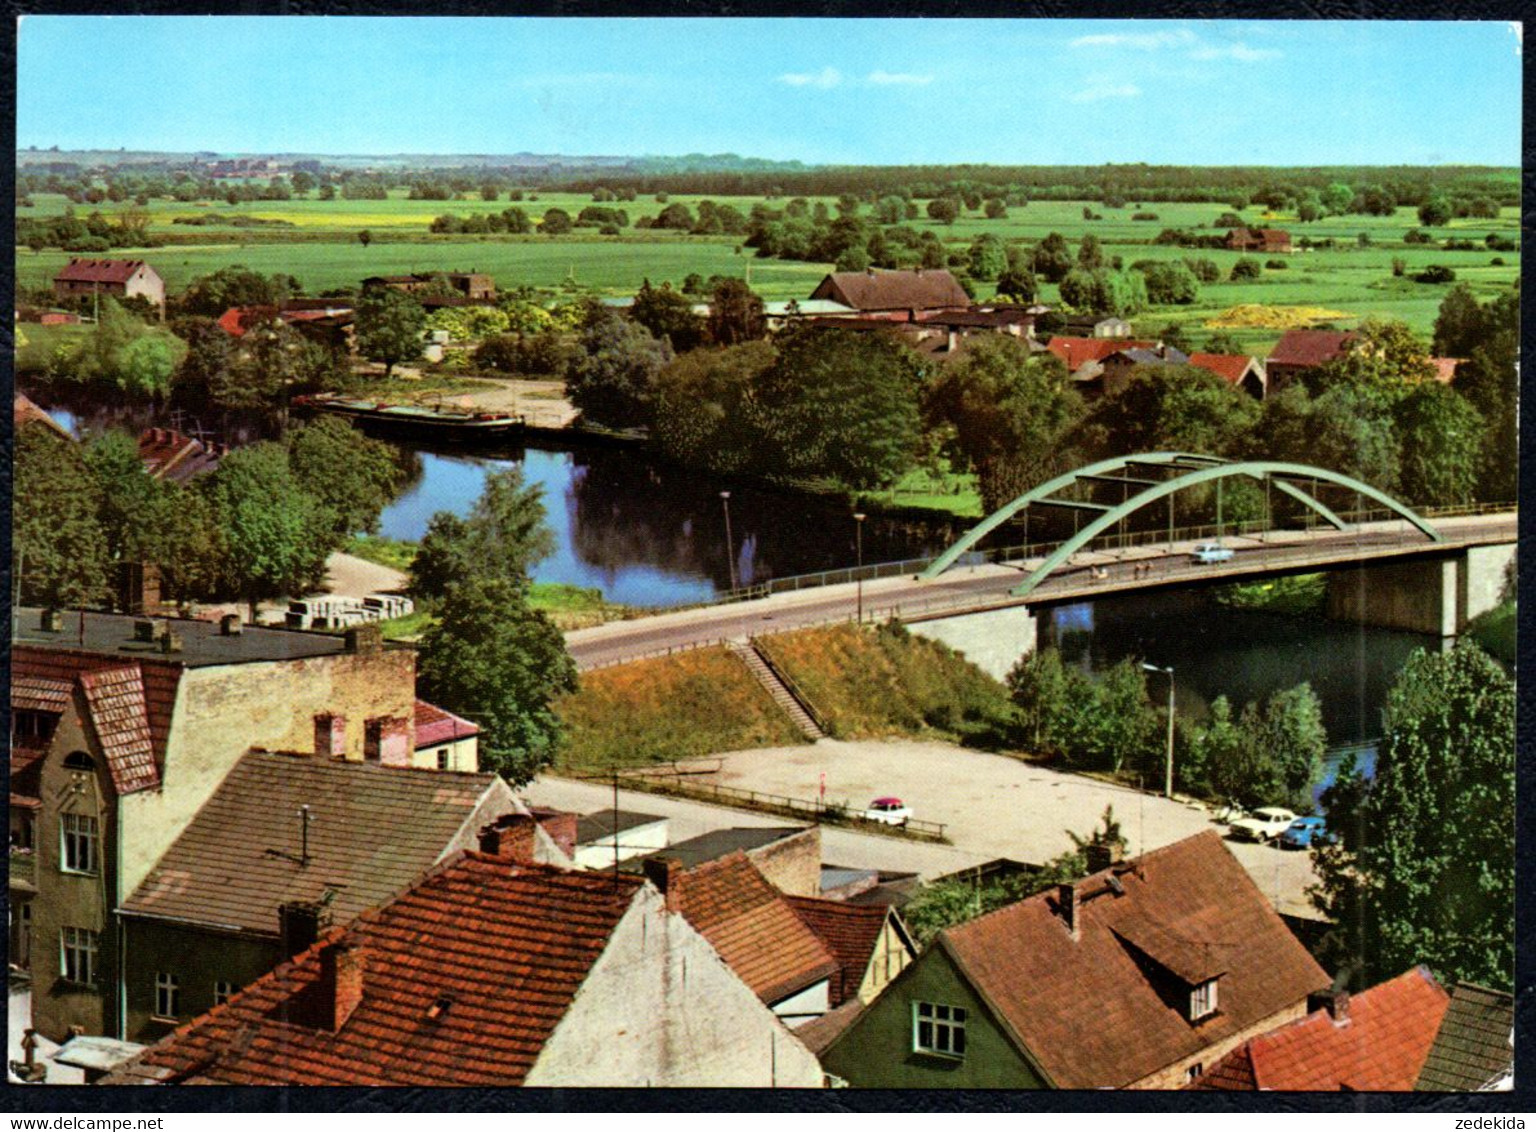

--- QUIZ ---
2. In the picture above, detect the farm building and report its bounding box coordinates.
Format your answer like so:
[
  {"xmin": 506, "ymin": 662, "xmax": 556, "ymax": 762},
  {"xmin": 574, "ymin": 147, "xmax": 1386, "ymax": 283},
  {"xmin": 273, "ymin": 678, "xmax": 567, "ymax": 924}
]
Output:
[
  {"xmin": 1225, "ymin": 228, "xmax": 1292, "ymax": 254},
  {"xmin": 52, "ymin": 258, "xmax": 165, "ymax": 315},
  {"xmin": 809, "ymin": 268, "xmax": 970, "ymax": 319}
]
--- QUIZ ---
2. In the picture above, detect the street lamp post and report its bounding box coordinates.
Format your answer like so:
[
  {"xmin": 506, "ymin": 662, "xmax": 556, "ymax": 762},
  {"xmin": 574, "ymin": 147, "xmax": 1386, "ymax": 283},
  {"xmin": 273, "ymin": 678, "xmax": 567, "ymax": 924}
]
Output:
[
  {"xmin": 853, "ymin": 512, "xmax": 866, "ymax": 623},
  {"xmin": 720, "ymin": 491, "xmax": 737, "ymax": 593},
  {"xmin": 1143, "ymin": 663, "xmax": 1175, "ymax": 799}
]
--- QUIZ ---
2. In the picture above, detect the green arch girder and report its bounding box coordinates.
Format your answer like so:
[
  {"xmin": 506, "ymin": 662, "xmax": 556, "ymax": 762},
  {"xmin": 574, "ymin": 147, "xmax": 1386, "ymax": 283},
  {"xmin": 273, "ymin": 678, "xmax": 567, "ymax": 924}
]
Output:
[
  {"xmin": 1003, "ymin": 460, "xmax": 1443, "ymax": 598},
  {"xmin": 918, "ymin": 452, "xmax": 1216, "ymax": 579}
]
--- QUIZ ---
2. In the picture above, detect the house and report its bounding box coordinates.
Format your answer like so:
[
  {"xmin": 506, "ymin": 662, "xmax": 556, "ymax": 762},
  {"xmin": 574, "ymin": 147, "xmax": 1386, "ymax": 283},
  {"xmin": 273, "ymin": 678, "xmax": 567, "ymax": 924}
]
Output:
[
  {"xmin": 136, "ymin": 427, "xmax": 227, "ymax": 483},
  {"xmin": 1416, "ymin": 983, "xmax": 1515, "ymax": 1092},
  {"xmin": 763, "ymin": 298, "xmax": 858, "ymax": 330},
  {"xmin": 658, "ymin": 851, "xmax": 840, "ymax": 1027},
  {"xmin": 52, "ymin": 258, "xmax": 165, "ymax": 314},
  {"xmin": 1094, "ymin": 345, "xmax": 1192, "ymax": 397},
  {"xmin": 10, "ymin": 610, "xmax": 432, "ymax": 1042},
  {"xmin": 1187, "ymin": 353, "xmax": 1268, "ymax": 400},
  {"xmin": 1046, "ymin": 336, "xmax": 1157, "ymax": 383},
  {"xmin": 114, "ymin": 751, "xmax": 539, "ymax": 1042},
  {"xmin": 627, "ymin": 825, "xmax": 822, "ymax": 897},
  {"xmin": 785, "ymin": 897, "xmax": 917, "ymax": 1058},
  {"xmin": 1191, "ymin": 967, "xmax": 1449, "ymax": 1091},
  {"xmin": 362, "ymin": 272, "xmax": 496, "ymax": 303},
  {"xmin": 1225, "ymin": 228, "xmax": 1292, "ymax": 254},
  {"xmin": 574, "ymin": 808, "xmax": 670, "ymax": 868},
  {"xmin": 809, "ymin": 268, "xmax": 970, "ymax": 320},
  {"xmin": 1265, "ymin": 329, "xmax": 1361, "ymax": 391},
  {"xmin": 1428, "ymin": 357, "xmax": 1465, "ymax": 385},
  {"xmin": 103, "ymin": 847, "xmax": 824, "ymax": 1087},
  {"xmin": 1060, "ymin": 314, "xmax": 1134, "ymax": 339},
  {"xmin": 819, "ymin": 831, "xmax": 1330, "ymax": 1089},
  {"xmin": 216, "ymin": 304, "xmax": 355, "ymax": 355},
  {"xmin": 412, "ymin": 699, "xmax": 479, "ymax": 772}
]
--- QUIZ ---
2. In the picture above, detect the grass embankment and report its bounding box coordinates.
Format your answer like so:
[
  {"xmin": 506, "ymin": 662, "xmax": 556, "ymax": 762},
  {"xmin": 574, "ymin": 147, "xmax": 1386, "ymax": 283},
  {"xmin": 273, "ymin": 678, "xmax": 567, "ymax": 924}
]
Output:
[
  {"xmin": 757, "ymin": 622, "xmax": 1017, "ymax": 747},
  {"xmin": 555, "ymin": 647, "xmax": 809, "ymax": 773},
  {"xmin": 1466, "ymin": 599, "xmax": 1516, "ymax": 666},
  {"xmin": 1214, "ymin": 573, "xmax": 1327, "ymax": 616}
]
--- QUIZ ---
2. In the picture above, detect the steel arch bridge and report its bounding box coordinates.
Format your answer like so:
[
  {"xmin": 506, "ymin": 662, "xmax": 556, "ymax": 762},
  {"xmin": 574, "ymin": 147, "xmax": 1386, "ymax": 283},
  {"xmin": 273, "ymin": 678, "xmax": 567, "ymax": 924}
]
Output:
[{"xmin": 919, "ymin": 452, "xmax": 1443, "ymax": 599}]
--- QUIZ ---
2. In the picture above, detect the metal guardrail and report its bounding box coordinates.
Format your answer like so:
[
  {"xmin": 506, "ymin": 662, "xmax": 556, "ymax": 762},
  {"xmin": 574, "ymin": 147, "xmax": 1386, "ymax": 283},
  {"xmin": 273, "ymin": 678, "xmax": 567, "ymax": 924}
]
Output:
[{"xmin": 611, "ymin": 773, "xmax": 949, "ymax": 842}]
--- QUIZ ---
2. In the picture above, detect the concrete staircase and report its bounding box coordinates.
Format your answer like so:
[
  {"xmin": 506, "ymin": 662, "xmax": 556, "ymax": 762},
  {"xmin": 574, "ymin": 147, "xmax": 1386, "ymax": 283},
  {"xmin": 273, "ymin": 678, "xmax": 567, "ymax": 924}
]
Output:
[{"xmin": 728, "ymin": 639, "xmax": 827, "ymax": 742}]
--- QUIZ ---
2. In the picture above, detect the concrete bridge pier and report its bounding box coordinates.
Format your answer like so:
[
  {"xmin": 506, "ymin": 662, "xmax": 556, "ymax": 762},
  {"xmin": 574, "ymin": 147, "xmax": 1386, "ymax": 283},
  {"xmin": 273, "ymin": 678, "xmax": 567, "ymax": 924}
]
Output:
[
  {"xmin": 907, "ymin": 605, "xmax": 1039, "ymax": 682},
  {"xmin": 1325, "ymin": 544, "xmax": 1516, "ymax": 638}
]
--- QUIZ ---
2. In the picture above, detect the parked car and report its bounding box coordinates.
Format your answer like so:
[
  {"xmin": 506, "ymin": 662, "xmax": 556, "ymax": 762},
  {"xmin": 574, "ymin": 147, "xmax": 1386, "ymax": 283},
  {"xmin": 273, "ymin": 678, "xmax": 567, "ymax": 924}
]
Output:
[
  {"xmin": 1210, "ymin": 800, "xmax": 1249, "ymax": 825},
  {"xmin": 1190, "ymin": 542, "xmax": 1235, "ymax": 564},
  {"xmin": 1229, "ymin": 806, "xmax": 1297, "ymax": 842},
  {"xmin": 863, "ymin": 797, "xmax": 912, "ymax": 826},
  {"xmin": 1278, "ymin": 816, "xmax": 1330, "ymax": 849}
]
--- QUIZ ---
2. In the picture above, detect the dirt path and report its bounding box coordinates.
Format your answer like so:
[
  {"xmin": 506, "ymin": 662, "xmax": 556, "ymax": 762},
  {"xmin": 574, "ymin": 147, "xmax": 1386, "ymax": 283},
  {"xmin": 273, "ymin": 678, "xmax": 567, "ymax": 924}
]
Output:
[{"xmin": 323, "ymin": 552, "xmax": 408, "ymax": 598}]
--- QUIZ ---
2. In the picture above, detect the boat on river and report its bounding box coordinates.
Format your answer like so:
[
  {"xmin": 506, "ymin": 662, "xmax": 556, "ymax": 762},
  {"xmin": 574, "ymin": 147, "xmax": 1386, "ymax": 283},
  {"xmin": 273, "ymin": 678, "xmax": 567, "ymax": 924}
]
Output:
[{"xmin": 292, "ymin": 393, "xmax": 524, "ymax": 442}]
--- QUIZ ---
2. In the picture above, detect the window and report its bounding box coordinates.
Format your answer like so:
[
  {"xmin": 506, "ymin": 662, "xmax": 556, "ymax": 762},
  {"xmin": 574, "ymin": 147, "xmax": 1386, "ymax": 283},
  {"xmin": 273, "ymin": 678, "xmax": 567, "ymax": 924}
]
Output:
[
  {"xmin": 1190, "ymin": 978, "xmax": 1219, "ymax": 1021},
  {"xmin": 63, "ymin": 750, "xmax": 95, "ymax": 771},
  {"xmin": 913, "ymin": 1001, "xmax": 967, "ymax": 1058},
  {"xmin": 59, "ymin": 926, "xmax": 99, "ymax": 985},
  {"xmin": 436, "ymin": 748, "xmax": 450, "ymax": 770},
  {"xmin": 60, "ymin": 813, "xmax": 99, "ymax": 875},
  {"xmin": 364, "ymin": 719, "xmax": 383, "ymax": 762},
  {"xmin": 12, "ymin": 710, "xmax": 56, "ymax": 742},
  {"xmin": 1186, "ymin": 1063, "xmax": 1204, "ymax": 1083},
  {"xmin": 213, "ymin": 980, "xmax": 235, "ymax": 1007},
  {"xmin": 154, "ymin": 972, "xmax": 180, "ymax": 1020}
]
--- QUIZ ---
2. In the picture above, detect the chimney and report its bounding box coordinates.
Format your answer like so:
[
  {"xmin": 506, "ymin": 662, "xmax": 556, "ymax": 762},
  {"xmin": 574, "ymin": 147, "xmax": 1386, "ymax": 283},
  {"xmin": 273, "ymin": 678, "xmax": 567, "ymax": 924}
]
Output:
[
  {"xmin": 1085, "ymin": 840, "xmax": 1125, "ymax": 874},
  {"xmin": 531, "ymin": 808, "xmax": 578, "ymax": 860},
  {"xmin": 220, "ymin": 613, "xmax": 243, "ymax": 636},
  {"xmin": 278, "ymin": 899, "xmax": 332, "ymax": 956},
  {"xmin": 158, "ymin": 629, "xmax": 183, "ymax": 653},
  {"xmin": 39, "ymin": 609, "xmax": 62, "ymax": 633},
  {"xmin": 313, "ymin": 713, "xmax": 346, "ymax": 759},
  {"xmin": 643, "ymin": 856, "xmax": 683, "ymax": 913},
  {"xmin": 133, "ymin": 618, "xmax": 163, "ymax": 643},
  {"xmin": 1309, "ymin": 987, "xmax": 1352, "ymax": 1024},
  {"xmin": 479, "ymin": 813, "xmax": 539, "ymax": 863},
  {"xmin": 1057, "ymin": 882, "xmax": 1080, "ymax": 941},
  {"xmin": 316, "ymin": 941, "xmax": 365, "ymax": 1032},
  {"xmin": 344, "ymin": 624, "xmax": 383, "ymax": 654}
]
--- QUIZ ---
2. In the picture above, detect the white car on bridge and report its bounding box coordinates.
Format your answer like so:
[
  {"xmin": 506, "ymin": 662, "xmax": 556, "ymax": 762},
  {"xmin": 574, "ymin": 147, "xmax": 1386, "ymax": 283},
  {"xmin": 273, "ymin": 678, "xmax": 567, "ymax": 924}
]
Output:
[{"xmin": 1190, "ymin": 542, "xmax": 1235, "ymax": 564}]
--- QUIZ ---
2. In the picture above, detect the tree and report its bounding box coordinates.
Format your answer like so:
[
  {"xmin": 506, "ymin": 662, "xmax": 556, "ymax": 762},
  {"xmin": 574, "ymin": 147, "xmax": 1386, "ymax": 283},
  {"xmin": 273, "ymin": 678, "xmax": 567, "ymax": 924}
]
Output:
[
  {"xmin": 652, "ymin": 341, "xmax": 778, "ymax": 475},
  {"xmin": 629, "ymin": 280, "xmax": 706, "ymax": 353},
  {"xmin": 357, "ymin": 229, "xmax": 372, "ymax": 248},
  {"xmin": 993, "ymin": 265, "xmax": 1037, "ymax": 303},
  {"xmin": 1140, "ymin": 260, "xmax": 1199, "ymax": 305},
  {"xmin": 926, "ymin": 337, "xmax": 1082, "ymax": 513},
  {"xmin": 1058, "ymin": 268, "xmax": 1146, "ymax": 317},
  {"xmin": 983, "ymin": 197, "xmax": 1007, "ymax": 219},
  {"xmin": 565, "ymin": 305, "xmax": 673, "ymax": 428},
  {"xmin": 1311, "ymin": 644, "xmax": 1514, "ymax": 990},
  {"xmin": 410, "ymin": 466, "xmax": 558, "ymax": 602},
  {"xmin": 925, "ymin": 197, "xmax": 959, "ymax": 225},
  {"xmin": 177, "ymin": 266, "xmax": 300, "ymax": 318},
  {"xmin": 1229, "ymin": 257, "xmax": 1262, "ymax": 281},
  {"xmin": 1088, "ymin": 365, "xmax": 1259, "ymax": 459},
  {"xmin": 1417, "ymin": 196, "xmax": 1453, "ymax": 228},
  {"xmin": 1392, "ymin": 382, "xmax": 1484, "ymax": 506},
  {"xmin": 1204, "ymin": 331, "xmax": 1244, "ymax": 355},
  {"xmin": 1008, "ymin": 652, "xmax": 1159, "ymax": 774},
  {"xmin": 416, "ymin": 576, "xmax": 578, "ymax": 785},
  {"xmin": 965, "ymin": 233, "xmax": 1007, "ymax": 281},
  {"xmin": 753, "ymin": 326, "xmax": 925, "ymax": 490},
  {"xmin": 355, "ymin": 287, "xmax": 427, "ymax": 378},
  {"xmin": 84, "ymin": 431, "xmax": 176, "ymax": 567},
  {"xmin": 66, "ymin": 297, "xmax": 186, "ymax": 398},
  {"xmin": 1076, "ymin": 234, "xmax": 1104, "ymax": 270},
  {"xmin": 14, "ymin": 425, "xmax": 109, "ymax": 609},
  {"xmin": 539, "ymin": 208, "xmax": 573, "ymax": 235},
  {"xmin": 285, "ymin": 416, "xmax": 414, "ymax": 537},
  {"xmin": 200, "ymin": 442, "xmax": 330, "ymax": 619},
  {"xmin": 705, "ymin": 277, "xmax": 767, "ymax": 346},
  {"xmin": 1431, "ymin": 283, "xmax": 1484, "ymax": 358}
]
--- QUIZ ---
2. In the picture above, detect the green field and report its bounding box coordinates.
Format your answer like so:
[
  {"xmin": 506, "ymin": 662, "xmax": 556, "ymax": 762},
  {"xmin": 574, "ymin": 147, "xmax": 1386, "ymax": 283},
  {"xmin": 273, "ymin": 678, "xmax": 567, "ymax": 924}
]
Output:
[{"xmin": 16, "ymin": 190, "xmax": 1519, "ymax": 341}]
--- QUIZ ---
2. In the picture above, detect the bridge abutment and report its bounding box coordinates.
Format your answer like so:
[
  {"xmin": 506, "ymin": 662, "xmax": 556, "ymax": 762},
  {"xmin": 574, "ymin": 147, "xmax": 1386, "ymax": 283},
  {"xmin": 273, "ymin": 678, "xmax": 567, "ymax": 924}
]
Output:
[
  {"xmin": 1324, "ymin": 544, "xmax": 1515, "ymax": 637},
  {"xmin": 907, "ymin": 605, "xmax": 1039, "ymax": 682}
]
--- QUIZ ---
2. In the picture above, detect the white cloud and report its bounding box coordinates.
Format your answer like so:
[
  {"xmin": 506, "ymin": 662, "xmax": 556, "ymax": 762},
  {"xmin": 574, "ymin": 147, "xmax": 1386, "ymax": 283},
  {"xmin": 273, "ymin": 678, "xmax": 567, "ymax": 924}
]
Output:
[
  {"xmin": 777, "ymin": 67, "xmax": 842, "ymax": 89},
  {"xmin": 1189, "ymin": 43, "xmax": 1281, "ymax": 63},
  {"xmin": 867, "ymin": 70, "xmax": 933, "ymax": 86},
  {"xmin": 1068, "ymin": 83, "xmax": 1142, "ymax": 103},
  {"xmin": 1071, "ymin": 28, "xmax": 1196, "ymax": 50}
]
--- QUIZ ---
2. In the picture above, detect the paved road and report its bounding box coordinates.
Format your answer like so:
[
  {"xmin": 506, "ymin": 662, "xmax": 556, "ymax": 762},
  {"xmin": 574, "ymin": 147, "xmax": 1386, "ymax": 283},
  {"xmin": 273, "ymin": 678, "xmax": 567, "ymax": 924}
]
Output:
[
  {"xmin": 567, "ymin": 513, "xmax": 1516, "ymax": 669},
  {"xmin": 526, "ymin": 737, "xmax": 1322, "ymax": 918}
]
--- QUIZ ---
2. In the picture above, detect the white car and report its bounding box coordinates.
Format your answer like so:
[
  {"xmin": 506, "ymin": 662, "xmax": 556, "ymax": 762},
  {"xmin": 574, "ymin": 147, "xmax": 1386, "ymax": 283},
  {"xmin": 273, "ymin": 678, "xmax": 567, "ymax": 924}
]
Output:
[
  {"xmin": 863, "ymin": 797, "xmax": 912, "ymax": 826},
  {"xmin": 1230, "ymin": 806, "xmax": 1298, "ymax": 842},
  {"xmin": 1190, "ymin": 542, "xmax": 1235, "ymax": 564}
]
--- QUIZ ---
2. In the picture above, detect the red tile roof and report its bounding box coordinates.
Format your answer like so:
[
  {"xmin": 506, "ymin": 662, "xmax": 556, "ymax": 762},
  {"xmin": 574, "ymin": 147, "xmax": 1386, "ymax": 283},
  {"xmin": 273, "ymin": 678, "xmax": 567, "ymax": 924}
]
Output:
[
  {"xmin": 122, "ymin": 856, "xmax": 645, "ymax": 1086},
  {"xmin": 13, "ymin": 647, "xmax": 183, "ymax": 773},
  {"xmin": 54, "ymin": 258, "xmax": 151, "ymax": 284},
  {"xmin": 121, "ymin": 750, "xmax": 506, "ymax": 934},
  {"xmin": 78, "ymin": 665, "xmax": 160, "ymax": 794},
  {"xmin": 811, "ymin": 269, "xmax": 970, "ymax": 312},
  {"xmin": 414, "ymin": 699, "xmax": 480, "ymax": 748},
  {"xmin": 786, "ymin": 896, "xmax": 902, "ymax": 1006},
  {"xmin": 674, "ymin": 852, "xmax": 839, "ymax": 1005},
  {"xmin": 1186, "ymin": 353, "xmax": 1259, "ymax": 385},
  {"xmin": 1267, "ymin": 329, "xmax": 1360, "ymax": 369},
  {"xmin": 940, "ymin": 831, "xmax": 1329, "ymax": 1089},
  {"xmin": 1194, "ymin": 967, "xmax": 1450, "ymax": 1091},
  {"xmin": 1428, "ymin": 357, "xmax": 1464, "ymax": 384},
  {"xmin": 1047, "ymin": 336, "xmax": 1155, "ymax": 372}
]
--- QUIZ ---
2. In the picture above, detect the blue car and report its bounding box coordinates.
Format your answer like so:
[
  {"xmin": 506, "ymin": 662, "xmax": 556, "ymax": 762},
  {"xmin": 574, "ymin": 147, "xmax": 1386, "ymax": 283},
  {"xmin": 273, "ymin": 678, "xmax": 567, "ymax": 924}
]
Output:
[{"xmin": 1277, "ymin": 816, "xmax": 1329, "ymax": 849}]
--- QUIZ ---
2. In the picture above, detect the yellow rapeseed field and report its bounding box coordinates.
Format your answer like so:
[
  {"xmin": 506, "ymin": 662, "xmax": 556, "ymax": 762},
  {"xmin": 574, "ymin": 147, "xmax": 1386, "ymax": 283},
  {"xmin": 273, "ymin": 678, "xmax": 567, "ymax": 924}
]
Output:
[{"xmin": 1205, "ymin": 303, "xmax": 1354, "ymax": 329}]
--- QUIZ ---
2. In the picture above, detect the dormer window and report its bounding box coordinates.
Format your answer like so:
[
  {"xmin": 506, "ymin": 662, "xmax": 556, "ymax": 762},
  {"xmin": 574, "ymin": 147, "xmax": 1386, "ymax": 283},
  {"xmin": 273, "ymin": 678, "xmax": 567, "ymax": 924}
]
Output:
[{"xmin": 1190, "ymin": 977, "xmax": 1219, "ymax": 1021}]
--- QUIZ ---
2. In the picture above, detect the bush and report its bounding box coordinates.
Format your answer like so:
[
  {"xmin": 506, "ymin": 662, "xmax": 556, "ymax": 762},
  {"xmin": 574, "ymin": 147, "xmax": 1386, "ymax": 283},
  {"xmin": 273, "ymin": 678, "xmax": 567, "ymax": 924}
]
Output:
[
  {"xmin": 1183, "ymin": 257, "xmax": 1221, "ymax": 283},
  {"xmin": 1264, "ymin": 259, "xmax": 1288, "ymax": 270},
  {"xmin": 1415, "ymin": 265, "xmax": 1457, "ymax": 284},
  {"xmin": 1229, "ymin": 257, "xmax": 1262, "ymax": 281},
  {"xmin": 1491, "ymin": 257, "xmax": 1506, "ymax": 266},
  {"xmin": 1403, "ymin": 229, "xmax": 1433, "ymax": 245},
  {"xmin": 1131, "ymin": 211, "xmax": 1159, "ymax": 221}
]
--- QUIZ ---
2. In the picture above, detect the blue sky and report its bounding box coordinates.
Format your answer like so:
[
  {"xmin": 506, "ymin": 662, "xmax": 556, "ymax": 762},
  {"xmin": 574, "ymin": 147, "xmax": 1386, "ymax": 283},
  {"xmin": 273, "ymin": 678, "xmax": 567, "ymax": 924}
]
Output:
[{"xmin": 16, "ymin": 17, "xmax": 1523, "ymax": 165}]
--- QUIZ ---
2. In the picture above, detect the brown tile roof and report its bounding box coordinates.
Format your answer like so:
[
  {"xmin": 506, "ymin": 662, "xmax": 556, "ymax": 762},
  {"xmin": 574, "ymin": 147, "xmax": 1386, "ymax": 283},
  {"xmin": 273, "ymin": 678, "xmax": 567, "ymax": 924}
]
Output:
[
  {"xmin": 786, "ymin": 895, "xmax": 901, "ymax": 1006},
  {"xmin": 13, "ymin": 646, "xmax": 183, "ymax": 769},
  {"xmin": 1428, "ymin": 357, "xmax": 1464, "ymax": 384},
  {"xmin": 123, "ymin": 856, "xmax": 645, "ymax": 1086},
  {"xmin": 54, "ymin": 257, "xmax": 151, "ymax": 284},
  {"xmin": 1267, "ymin": 329, "xmax": 1360, "ymax": 369},
  {"xmin": 413, "ymin": 699, "xmax": 479, "ymax": 748},
  {"xmin": 12, "ymin": 673, "xmax": 74, "ymax": 713},
  {"xmin": 941, "ymin": 830, "xmax": 1329, "ymax": 1089},
  {"xmin": 120, "ymin": 750, "xmax": 506, "ymax": 935},
  {"xmin": 1186, "ymin": 353, "xmax": 1259, "ymax": 385},
  {"xmin": 812, "ymin": 269, "xmax": 970, "ymax": 312},
  {"xmin": 1416, "ymin": 983, "xmax": 1514, "ymax": 1092},
  {"xmin": 795, "ymin": 998, "xmax": 866, "ymax": 1057},
  {"xmin": 673, "ymin": 852, "xmax": 839, "ymax": 1005},
  {"xmin": 1194, "ymin": 967, "xmax": 1449, "ymax": 1091},
  {"xmin": 1047, "ymin": 336, "xmax": 1155, "ymax": 372},
  {"xmin": 78, "ymin": 665, "xmax": 160, "ymax": 794}
]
